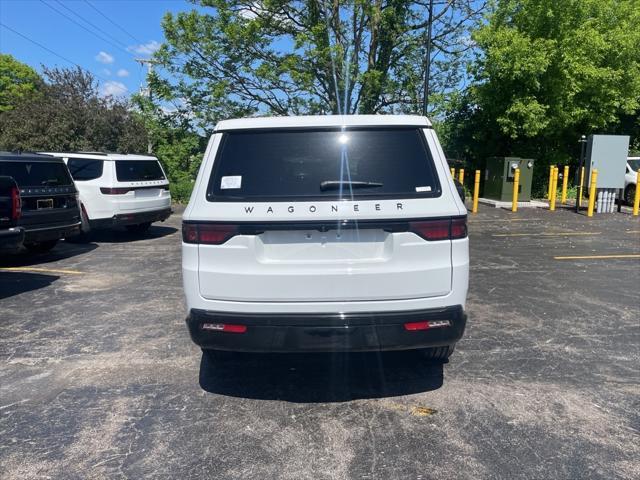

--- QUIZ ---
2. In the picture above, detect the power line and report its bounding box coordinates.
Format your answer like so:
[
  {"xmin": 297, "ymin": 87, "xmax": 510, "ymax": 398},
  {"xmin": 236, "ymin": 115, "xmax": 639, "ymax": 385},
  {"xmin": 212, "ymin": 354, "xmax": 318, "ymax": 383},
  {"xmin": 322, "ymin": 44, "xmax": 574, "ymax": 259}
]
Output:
[
  {"xmin": 52, "ymin": 0, "xmax": 129, "ymax": 50},
  {"xmin": 0, "ymin": 22, "xmax": 111, "ymax": 83},
  {"xmin": 38, "ymin": 0, "xmax": 132, "ymax": 57},
  {"xmin": 83, "ymin": 0, "xmax": 143, "ymax": 45}
]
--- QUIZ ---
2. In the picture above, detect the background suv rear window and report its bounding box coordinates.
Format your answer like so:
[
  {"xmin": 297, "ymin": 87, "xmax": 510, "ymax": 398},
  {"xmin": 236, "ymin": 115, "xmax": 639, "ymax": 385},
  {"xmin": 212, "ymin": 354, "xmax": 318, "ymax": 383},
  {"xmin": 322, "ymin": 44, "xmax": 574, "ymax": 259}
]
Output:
[
  {"xmin": 207, "ymin": 128, "xmax": 440, "ymax": 201},
  {"xmin": 115, "ymin": 160, "xmax": 165, "ymax": 181},
  {"xmin": 67, "ymin": 158, "xmax": 103, "ymax": 181},
  {"xmin": 0, "ymin": 161, "xmax": 73, "ymax": 187}
]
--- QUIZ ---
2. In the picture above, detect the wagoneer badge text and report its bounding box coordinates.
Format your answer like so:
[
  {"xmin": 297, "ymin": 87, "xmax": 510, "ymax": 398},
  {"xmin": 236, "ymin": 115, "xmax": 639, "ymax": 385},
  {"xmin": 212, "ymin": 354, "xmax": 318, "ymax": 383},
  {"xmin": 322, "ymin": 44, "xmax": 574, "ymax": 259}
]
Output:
[{"xmin": 242, "ymin": 202, "xmax": 405, "ymax": 214}]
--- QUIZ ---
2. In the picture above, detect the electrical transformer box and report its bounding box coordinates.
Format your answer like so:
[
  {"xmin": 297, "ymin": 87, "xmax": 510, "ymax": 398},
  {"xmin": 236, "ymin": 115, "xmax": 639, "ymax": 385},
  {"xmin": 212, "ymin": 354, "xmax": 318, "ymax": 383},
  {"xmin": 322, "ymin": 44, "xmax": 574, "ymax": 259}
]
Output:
[
  {"xmin": 483, "ymin": 157, "xmax": 535, "ymax": 202},
  {"xmin": 585, "ymin": 135, "xmax": 629, "ymax": 188}
]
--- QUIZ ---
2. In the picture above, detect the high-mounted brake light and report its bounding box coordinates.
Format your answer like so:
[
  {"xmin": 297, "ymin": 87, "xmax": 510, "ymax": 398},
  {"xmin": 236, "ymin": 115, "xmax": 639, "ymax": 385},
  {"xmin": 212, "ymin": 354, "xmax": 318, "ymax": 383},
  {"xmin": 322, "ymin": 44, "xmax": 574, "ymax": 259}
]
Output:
[
  {"xmin": 10, "ymin": 186, "xmax": 21, "ymax": 220},
  {"xmin": 182, "ymin": 222, "xmax": 239, "ymax": 245},
  {"xmin": 100, "ymin": 187, "xmax": 130, "ymax": 195},
  {"xmin": 409, "ymin": 217, "xmax": 467, "ymax": 241}
]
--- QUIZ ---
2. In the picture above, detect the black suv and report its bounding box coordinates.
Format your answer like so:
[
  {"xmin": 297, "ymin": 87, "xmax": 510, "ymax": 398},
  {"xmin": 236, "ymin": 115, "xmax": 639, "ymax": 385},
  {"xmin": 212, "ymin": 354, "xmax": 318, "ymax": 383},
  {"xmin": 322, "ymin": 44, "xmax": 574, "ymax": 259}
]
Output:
[
  {"xmin": 0, "ymin": 175, "xmax": 24, "ymax": 252},
  {"xmin": 0, "ymin": 152, "xmax": 81, "ymax": 253}
]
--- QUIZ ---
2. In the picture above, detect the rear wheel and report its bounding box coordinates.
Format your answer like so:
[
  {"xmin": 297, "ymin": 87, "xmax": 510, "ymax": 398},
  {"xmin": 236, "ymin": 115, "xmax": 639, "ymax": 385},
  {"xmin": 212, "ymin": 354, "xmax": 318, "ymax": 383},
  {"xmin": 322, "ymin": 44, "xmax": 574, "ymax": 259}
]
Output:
[
  {"xmin": 420, "ymin": 345, "xmax": 455, "ymax": 362},
  {"xmin": 625, "ymin": 185, "xmax": 636, "ymax": 206},
  {"xmin": 125, "ymin": 222, "xmax": 152, "ymax": 234},
  {"xmin": 65, "ymin": 206, "xmax": 91, "ymax": 243},
  {"xmin": 24, "ymin": 240, "xmax": 58, "ymax": 254}
]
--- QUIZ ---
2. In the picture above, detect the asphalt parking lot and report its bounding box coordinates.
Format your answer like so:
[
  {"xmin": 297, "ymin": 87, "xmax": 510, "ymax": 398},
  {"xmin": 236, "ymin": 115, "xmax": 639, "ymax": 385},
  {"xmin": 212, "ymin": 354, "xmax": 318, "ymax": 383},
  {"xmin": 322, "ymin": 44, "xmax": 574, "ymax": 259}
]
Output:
[{"xmin": 1, "ymin": 205, "xmax": 639, "ymax": 479}]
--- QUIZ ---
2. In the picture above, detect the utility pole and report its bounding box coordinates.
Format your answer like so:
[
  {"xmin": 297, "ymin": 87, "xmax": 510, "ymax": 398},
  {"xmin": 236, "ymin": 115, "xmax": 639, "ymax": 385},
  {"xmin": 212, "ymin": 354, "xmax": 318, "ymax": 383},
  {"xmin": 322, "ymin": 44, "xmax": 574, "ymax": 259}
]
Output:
[
  {"xmin": 135, "ymin": 58, "xmax": 159, "ymax": 154},
  {"xmin": 422, "ymin": 0, "xmax": 434, "ymax": 117}
]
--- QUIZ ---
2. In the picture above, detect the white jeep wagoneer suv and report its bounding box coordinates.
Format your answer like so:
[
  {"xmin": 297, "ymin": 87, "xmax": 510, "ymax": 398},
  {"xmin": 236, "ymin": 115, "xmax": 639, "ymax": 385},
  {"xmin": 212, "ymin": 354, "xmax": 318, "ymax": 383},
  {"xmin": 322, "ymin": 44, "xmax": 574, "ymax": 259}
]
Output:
[
  {"xmin": 41, "ymin": 152, "xmax": 171, "ymax": 236},
  {"xmin": 182, "ymin": 115, "xmax": 469, "ymax": 361}
]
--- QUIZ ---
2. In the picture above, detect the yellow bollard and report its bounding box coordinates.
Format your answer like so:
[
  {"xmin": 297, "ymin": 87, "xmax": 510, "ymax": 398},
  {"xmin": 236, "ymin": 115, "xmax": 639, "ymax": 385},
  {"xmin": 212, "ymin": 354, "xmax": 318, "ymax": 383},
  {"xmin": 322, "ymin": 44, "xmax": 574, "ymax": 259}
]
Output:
[
  {"xmin": 577, "ymin": 166, "xmax": 585, "ymax": 209},
  {"xmin": 548, "ymin": 165, "xmax": 555, "ymax": 200},
  {"xmin": 512, "ymin": 168, "xmax": 520, "ymax": 212},
  {"xmin": 450, "ymin": 167, "xmax": 455, "ymax": 178},
  {"xmin": 561, "ymin": 165, "xmax": 569, "ymax": 204},
  {"xmin": 458, "ymin": 168, "xmax": 464, "ymax": 184},
  {"xmin": 550, "ymin": 167, "xmax": 559, "ymax": 211},
  {"xmin": 587, "ymin": 169, "xmax": 598, "ymax": 217},
  {"xmin": 472, "ymin": 169, "xmax": 480, "ymax": 214},
  {"xmin": 633, "ymin": 169, "xmax": 640, "ymax": 216}
]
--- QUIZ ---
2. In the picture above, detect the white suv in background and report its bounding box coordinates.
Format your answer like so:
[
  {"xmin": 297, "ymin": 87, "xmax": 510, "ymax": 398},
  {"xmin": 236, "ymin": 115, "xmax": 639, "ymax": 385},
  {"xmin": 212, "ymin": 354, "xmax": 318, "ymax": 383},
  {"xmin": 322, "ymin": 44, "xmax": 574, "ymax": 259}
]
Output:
[
  {"xmin": 41, "ymin": 152, "xmax": 171, "ymax": 236},
  {"xmin": 182, "ymin": 115, "xmax": 469, "ymax": 362},
  {"xmin": 625, "ymin": 157, "xmax": 639, "ymax": 205}
]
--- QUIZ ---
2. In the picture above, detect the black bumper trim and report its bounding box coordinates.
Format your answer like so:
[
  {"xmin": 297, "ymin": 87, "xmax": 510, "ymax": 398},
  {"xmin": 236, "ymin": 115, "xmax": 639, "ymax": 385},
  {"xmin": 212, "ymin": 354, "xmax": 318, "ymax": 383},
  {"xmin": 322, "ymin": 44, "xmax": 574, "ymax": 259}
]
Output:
[
  {"xmin": 90, "ymin": 208, "xmax": 172, "ymax": 229},
  {"xmin": 187, "ymin": 306, "xmax": 467, "ymax": 353},
  {"xmin": 23, "ymin": 222, "xmax": 81, "ymax": 243}
]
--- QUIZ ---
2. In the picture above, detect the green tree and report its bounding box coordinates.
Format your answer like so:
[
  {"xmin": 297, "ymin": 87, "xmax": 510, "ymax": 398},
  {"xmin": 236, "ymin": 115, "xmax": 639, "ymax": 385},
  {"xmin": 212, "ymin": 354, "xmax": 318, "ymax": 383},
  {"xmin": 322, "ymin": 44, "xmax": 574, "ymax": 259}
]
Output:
[
  {"xmin": 0, "ymin": 54, "xmax": 43, "ymax": 112},
  {"xmin": 0, "ymin": 66, "xmax": 147, "ymax": 153},
  {"xmin": 444, "ymin": 0, "xmax": 640, "ymax": 192},
  {"xmin": 151, "ymin": 0, "xmax": 486, "ymax": 132}
]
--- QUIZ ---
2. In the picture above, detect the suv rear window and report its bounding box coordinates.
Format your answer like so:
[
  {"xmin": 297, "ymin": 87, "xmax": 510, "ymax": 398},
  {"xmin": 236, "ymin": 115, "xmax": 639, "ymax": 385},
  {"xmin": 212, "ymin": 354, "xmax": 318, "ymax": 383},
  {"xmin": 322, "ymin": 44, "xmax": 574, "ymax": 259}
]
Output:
[
  {"xmin": 0, "ymin": 160, "xmax": 73, "ymax": 187},
  {"xmin": 115, "ymin": 160, "xmax": 165, "ymax": 182},
  {"xmin": 207, "ymin": 128, "xmax": 440, "ymax": 201},
  {"xmin": 67, "ymin": 158, "xmax": 104, "ymax": 181}
]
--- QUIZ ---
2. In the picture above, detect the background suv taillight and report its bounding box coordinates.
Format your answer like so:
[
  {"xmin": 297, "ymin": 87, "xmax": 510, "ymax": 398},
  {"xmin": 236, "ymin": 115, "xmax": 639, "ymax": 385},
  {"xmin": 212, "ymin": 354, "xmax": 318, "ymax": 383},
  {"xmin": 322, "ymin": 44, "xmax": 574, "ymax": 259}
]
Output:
[
  {"xmin": 10, "ymin": 186, "xmax": 21, "ymax": 220},
  {"xmin": 182, "ymin": 222, "xmax": 239, "ymax": 245},
  {"xmin": 100, "ymin": 187, "xmax": 130, "ymax": 195},
  {"xmin": 409, "ymin": 217, "xmax": 467, "ymax": 241}
]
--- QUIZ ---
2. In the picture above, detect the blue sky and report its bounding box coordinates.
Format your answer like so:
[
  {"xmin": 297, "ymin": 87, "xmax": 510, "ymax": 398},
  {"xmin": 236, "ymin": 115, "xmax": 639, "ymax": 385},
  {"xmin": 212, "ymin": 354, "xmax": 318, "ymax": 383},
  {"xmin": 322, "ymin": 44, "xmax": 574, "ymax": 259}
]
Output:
[{"xmin": 0, "ymin": 0, "xmax": 199, "ymax": 97}]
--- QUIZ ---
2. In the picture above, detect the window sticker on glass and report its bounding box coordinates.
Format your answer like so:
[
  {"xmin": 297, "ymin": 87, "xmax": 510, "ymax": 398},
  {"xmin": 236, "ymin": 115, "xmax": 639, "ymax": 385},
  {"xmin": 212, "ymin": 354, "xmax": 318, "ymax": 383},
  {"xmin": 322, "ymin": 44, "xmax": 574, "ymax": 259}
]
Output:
[
  {"xmin": 221, "ymin": 175, "xmax": 242, "ymax": 189},
  {"xmin": 415, "ymin": 186, "xmax": 432, "ymax": 192}
]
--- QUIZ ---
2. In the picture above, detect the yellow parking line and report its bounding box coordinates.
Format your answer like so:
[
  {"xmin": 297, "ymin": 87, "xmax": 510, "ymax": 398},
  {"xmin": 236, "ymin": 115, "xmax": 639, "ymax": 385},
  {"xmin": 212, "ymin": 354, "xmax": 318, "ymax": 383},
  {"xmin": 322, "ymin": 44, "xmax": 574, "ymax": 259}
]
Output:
[
  {"xmin": 554, "ymin": 254, "xmax": 640, "ymax": 260},
  {"xmin": 493, "ymin": 232, "xmax": 601, "ymax": 238},
  {"xmin": 0, "ymin": 267, "xmax": 84, "ymax": 275}
]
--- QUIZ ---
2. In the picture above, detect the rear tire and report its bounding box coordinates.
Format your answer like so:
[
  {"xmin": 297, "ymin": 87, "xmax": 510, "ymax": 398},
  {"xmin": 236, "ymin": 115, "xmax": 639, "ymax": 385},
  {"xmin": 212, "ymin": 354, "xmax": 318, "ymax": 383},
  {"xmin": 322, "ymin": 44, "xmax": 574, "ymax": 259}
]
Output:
[
  {"xmin": 420, "ymin": 345, "xmax": 455, "ymax": 362},
  {"xmin": 24, "ymin": 240, "xmax": 58, "ymax": 254},
  {"xmin": 625, "ymin": 185, "xmax": 636, "ymax": 206},
  {"xmin": 125, "ymin": 222, "xmax": 152, "ymax": 234},
  {"xmin": 65, "ymin": 207, "xmax": 92, "ymax": 243}
]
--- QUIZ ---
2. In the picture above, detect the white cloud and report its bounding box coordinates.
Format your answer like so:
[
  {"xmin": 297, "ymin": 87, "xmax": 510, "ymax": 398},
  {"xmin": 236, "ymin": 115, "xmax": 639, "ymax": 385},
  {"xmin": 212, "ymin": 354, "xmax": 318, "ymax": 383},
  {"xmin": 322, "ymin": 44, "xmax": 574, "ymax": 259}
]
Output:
[
  {"xmin": 100, "ymin": 81, "xmax": 127, "ymax": 97},
  {"xmin": 127, "ymin": 40, "xmax": 161, "ymax": 55},
  {"xmin": 116, "ymin": 69, "xmax": 130, "ymax": 77},
  {"xmin": 102, "ymin": 68, "xmax": 112, "ymax": 76},
  {"xmin": 95, "ymin": 51, "xmax": 115, "ymax": 64}
]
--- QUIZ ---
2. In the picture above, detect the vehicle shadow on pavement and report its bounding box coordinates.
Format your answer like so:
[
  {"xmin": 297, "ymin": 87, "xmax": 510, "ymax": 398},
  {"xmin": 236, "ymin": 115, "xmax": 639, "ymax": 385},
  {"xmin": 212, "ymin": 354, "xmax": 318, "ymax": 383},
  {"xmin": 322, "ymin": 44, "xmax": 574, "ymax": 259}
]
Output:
[
  {"xmin": 0, "ymin": 242, "xmax": 98, "ymax": 267},
  {"xmin": 88, "ymin": 225, "xmax": 178, "ymax": 243},
  {"xmin": 199, "ymin": 350, "xmax": 444, "ymax": 402},
  {"xmin": 0, "ymin": 271, "xmax": 59, "ymax": 300}
]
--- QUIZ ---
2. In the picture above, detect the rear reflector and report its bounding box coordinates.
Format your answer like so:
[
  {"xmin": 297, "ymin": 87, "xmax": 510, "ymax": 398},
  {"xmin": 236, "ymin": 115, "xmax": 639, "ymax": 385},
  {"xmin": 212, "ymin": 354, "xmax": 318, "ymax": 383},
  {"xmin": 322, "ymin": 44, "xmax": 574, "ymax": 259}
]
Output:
[
  {"xmin": 100, "ymin": 187, "xmax": 130, "ymax": 195},
  {"xmin": 201, "ymin": 323, "xmax": 247, "ymax": 333},
  {"xmin": 182, "ymin": 222, "xmax": 239, "ymax": 245},
  {"xmin": 10, "ymin": 186, "xmax": 21, "ymax": 220},
  {"xmin": 409, "ymin": 217, "xmax": 467, "ymax": 241},
  {"xmin": 404, "ymin": 320, "xmax": 451, "ymax": 331}
]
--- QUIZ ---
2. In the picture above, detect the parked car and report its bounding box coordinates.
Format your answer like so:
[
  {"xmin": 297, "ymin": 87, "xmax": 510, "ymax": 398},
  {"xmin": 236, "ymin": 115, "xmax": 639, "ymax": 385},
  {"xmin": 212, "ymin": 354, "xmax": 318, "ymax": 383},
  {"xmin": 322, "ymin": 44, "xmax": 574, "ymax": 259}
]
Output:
[
  {"xmin": 41, "ymin": 152, "xmax": 171, "ymax": 238},
  {"xmin": 182, "ymin": 115, "xmax": 469, "ymax": 361},
  {"xmin": 0, "ymin": 175, "xmax": 24, "ymax": 253},
  {"xmin": 624, "ymin": 157, "xmax": 639, "ymax": 205},
  {"xmin": 0, "ymin": 152, "xmax": 80, "ymax": 253}
]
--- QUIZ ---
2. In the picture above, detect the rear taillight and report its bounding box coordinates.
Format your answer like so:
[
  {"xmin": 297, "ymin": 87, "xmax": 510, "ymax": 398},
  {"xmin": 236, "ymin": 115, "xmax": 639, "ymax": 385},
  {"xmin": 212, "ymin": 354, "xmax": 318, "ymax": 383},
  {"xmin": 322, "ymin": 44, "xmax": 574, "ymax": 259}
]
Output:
[
  {"xmin": 10, "ymin": 186, "xmax": 21, "ymax": 220},
  {"xmin": 100, "ymin": 187, "xmax": 130, "ymax": 195},
  {"xmin": 201, "ymin": 323, "xmax": 247, "ymax": 333},
  {"xmin": 182, "ymin": 222, "xmax": 239, "ymax": 245},
  {"xmin": 409, "ymin": 217, "xmax": 467, "ymax": 241}
]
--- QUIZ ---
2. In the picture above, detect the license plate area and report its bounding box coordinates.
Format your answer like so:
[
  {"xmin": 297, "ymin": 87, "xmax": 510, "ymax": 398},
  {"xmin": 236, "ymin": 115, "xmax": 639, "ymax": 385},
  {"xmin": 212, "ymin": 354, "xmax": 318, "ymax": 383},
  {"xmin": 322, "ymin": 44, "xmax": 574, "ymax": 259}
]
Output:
[{"xmin": 37, "ymin": 198, "xmax": 54, "ymax": 209}]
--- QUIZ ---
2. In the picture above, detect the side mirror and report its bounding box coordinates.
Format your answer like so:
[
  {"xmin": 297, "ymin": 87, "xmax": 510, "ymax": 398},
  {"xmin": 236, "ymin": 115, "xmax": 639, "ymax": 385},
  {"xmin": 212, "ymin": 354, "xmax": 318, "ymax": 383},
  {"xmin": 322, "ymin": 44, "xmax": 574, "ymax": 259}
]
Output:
[{"xmin": 453, "ymin": 179, "xmax": 465, "ymax": 202}]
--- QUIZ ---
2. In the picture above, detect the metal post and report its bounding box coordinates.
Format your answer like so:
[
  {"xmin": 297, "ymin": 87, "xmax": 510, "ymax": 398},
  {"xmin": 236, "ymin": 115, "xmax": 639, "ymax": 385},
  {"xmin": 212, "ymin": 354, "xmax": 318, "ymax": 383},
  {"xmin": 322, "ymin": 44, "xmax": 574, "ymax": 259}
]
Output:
[
  {"xmin": 633, "ymin": 169, "xmax": 640, "ymax": 216},
  {"xmin": 472, "ymin": 170, "xmax": 480, "ymax": 214},
  {"xmin": 561, "ymin": 165, "xmax": 569, "ymax": 204},
  {"xmin": 548, "ymin": 165, "xmax": 555, "ymax": 201},
  {"xmin": 576, "ymin": 135, "xmax": 587, "ymax": 213},
  {"xmin": 577, "ymin": 166, "xmax": 585, "ymax": 210},
  {"xmin": 458, "ymin": 168, "xmax": 465, "ymax": 185},
  {"xmin": 587, "ymin": 169, "xmax": 598, "ymax": 217},
  {"xmin": 550, "ymin": 167, "xmax": 558, "ymax": 211},
  {"xmin": 135, "ymin": 58, "xmax": 159, "ymax": 154},
  {"xmin": 422, "ymin": 0, "xmax": 434, "ymax": 116},
  {"xmin": 512, "ymin": 168, "xmax": 520, "ymax": 212},
  {"xmin": 450, "ymin": 167, "xmax": 455, "ymax": 178}
]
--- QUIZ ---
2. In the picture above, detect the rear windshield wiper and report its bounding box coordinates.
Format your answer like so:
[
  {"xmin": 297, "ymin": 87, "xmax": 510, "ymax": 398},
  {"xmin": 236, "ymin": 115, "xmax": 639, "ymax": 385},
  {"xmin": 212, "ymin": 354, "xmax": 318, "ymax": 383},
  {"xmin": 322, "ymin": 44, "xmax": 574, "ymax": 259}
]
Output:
[{"xmin": 320, "ymin": 180, "xmax": 384, "ymax": 192}]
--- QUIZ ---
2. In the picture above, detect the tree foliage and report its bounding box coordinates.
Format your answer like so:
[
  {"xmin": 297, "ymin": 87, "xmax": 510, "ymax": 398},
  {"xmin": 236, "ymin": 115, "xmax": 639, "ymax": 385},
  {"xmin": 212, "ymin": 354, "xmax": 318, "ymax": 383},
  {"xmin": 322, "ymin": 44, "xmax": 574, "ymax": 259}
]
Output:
[
  {"xmin": 0, "ymin": 66, "xmax": 147, "ymax": 153},
  {"xmin": 0, "ymin": 54, "xmax": 43, "ymax": 112},
  {"xmin": 443, "ymin": 0, "xmax": 640, "ymax": 189},
  {"xmin": 152, "ymin": 0, "xmax": 485, "ymax": 132}
]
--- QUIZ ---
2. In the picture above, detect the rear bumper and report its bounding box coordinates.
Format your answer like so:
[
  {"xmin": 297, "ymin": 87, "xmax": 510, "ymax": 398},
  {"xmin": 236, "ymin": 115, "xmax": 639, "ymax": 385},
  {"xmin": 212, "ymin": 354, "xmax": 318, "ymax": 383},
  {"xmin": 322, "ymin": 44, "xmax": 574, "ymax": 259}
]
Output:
[
  {"xmin": 23, "ymin": 221, "xmax": 81, "ymax": 244},
  {"xmin": 0, "ymin": 226, "xmax": 25, "ymax": 251},
  {"xmin": 90, "ymin": 207, "xmax": 172, "ymax": 229},
  {"xmin": 187, "ymin": 305, "xmax": 467, "ymax": 353}
]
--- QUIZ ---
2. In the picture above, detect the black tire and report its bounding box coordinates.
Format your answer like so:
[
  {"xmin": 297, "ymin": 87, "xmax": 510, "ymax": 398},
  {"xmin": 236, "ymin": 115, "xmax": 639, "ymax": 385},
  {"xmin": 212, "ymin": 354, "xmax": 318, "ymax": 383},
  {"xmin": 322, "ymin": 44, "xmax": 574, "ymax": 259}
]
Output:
[
  {"xmin": 625, "ymin": 185, "xmax": 636, "ymax": 206},
  {"xmin": 24, "ymin": 240, "xmax": 58, "ymax": 254},
  {"xmin": 420, "ymin": 345, "xmax": 455, "ymax": 362},
  {"xmin": 125, "ymin": 222, "xmax": 152, "ymax": 234},
  {"xmin": 65, "ymin": 207, "xmax": 92, "ymax": 243}
]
